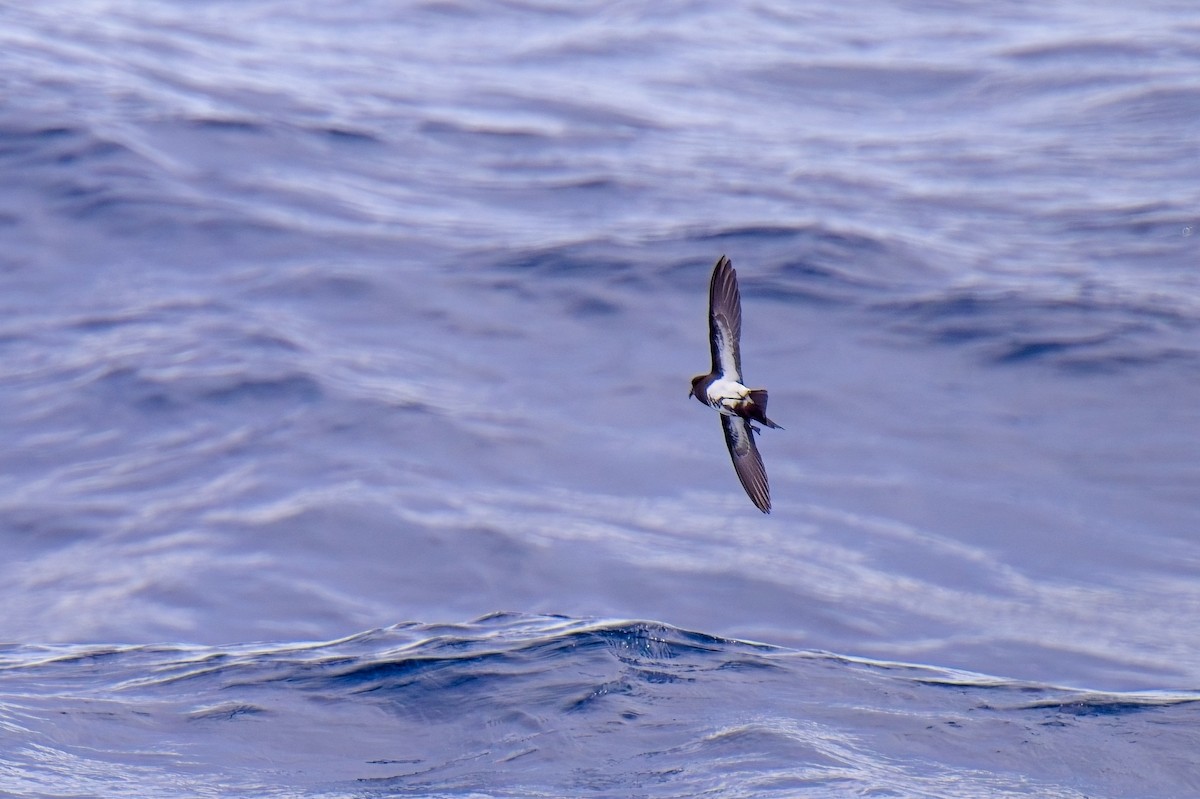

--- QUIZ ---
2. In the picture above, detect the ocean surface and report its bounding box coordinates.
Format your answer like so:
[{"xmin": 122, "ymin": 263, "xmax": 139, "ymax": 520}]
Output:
[{"xmin": 2, "ymin": 1, "xmax": 1199, "ymax": 796}]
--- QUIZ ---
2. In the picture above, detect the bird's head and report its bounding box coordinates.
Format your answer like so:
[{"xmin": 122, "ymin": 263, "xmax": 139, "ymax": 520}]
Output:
[{"xmin": 688, "ymin": 374, "xmax": 708, "ymax": 403}]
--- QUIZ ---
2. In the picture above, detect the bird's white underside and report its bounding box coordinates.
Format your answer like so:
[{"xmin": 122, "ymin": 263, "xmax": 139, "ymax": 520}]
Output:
[{"xmin": 706, "ymin": 377, "xmax": 750, "ymax": 416}]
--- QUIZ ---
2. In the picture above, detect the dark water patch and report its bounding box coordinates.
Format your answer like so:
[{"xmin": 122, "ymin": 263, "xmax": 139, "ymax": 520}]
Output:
[
  {"xmin": 563, "ymin": 677, "xmax": 638, "ymax": 712},
  {"xmin": 55, "ymin": 189, "xmax": 190, "ymax": 226},
  {"xmin": 543, "ymin": 175, "xmax": 621, "ymax": 192},
  {"xmin": 1019, "ymin": 692, "xmax": 1200, "ymax": 717},
  {"xmin": 493, "ymin": 246, "xmax": 637, "ymax": 280},
  {"xmin": 81, "ymin": 365, "xmax": 324, "ymax": 418},
  {"xmin": 696, "ymin": 224, "xmax": 929, "ymax": 303},
  {"xmin": 749, "ymin": 63, "xmax": 985, "ymax": 102},
  {"xmin": 187, "ymin": 117, "xmax": 270, "ymax": 134},
  {"xmin": 0, "ymin": 125, "xmax": 128, "ymax": 169},
  {"xmin": 170, "ymin": 216, "xmax": 316, "ymax": 258},
  {"xmin": 239, "ymin": 263, "xmax": 389, "ymax": 304},
  {"xmin": 0, "ymin": 124, "xmax": 77, "ymax": 161},
  {"xmin": 698, "ymin": 223, "xmax": 895, "ymax": 267},
  {"xmin": 493, "ymin": 92, "xmax": 661, "ymax": 133},
  {"xmin": 993, "ymin": 332, "xmax": 1121, "ymax": 364},
  {"xmin": 1045, "ymin": 201, "xmax": 1194, "ymax": 240},
  {"xmin": 1083, "ymin": 85, "xmax": 1200, "ymax": 130},
  {"xmin": 578, "ymin": 620, "xmax": 760, "ymax": 661},
  {"xmin": 481, "ymin": 225, "xmax": 928, "ymax": 315},
  {"xmin": 700, "ymin": 224, "xmax": 820, "ymax": 243},
  {"xmin": 566, "ymin": 293, "xmax": 622, "ymax": 316},
  {"xmin": 1041, "ymin": 203, "xmax": 1200, "ymax": 273},
  {"xmin": 65, "ymin": 297, "xmax": 234, "ymax": 334},
  {"xmin": 328, "ymin": 652, "xmax": 514, "ymax": 694},
  {"xmin": 314, "ymin": 125, "xmax": 383, "ymax": 144},
  {"xmin": 87, "ymin": 365, "xmax": 187, "ymax": 415},
  {"xmin": 879, "ymin": 287, "xmax": 1200, "ymax": 371},
  {"xmin": 202, "ymin": 373, "xmax": 323, "ymax": 406},
  {"xmin": 1003, "ymin": 38, "xmax": 1161, "ymax": 65},
  {"xmin": 420, "ymin": 118, "xmax": 551, "ymax": 143},
  {"xmin": 186, "ymin": 701, "xmax": 269, "ymax": 721}
]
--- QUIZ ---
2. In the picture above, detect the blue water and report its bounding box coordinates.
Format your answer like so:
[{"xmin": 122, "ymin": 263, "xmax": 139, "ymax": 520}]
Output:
[
  {"xmin": 2, "ymin": 1, "xmax": 1199, "ymax": 796},
  {"xmin": 4, "ymin": 614, "xmax": 1200, "ymax": 798}
]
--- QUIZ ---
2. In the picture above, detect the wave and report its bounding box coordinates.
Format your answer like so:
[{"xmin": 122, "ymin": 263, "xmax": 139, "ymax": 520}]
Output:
[{"xmin": 2, "ymin": 614, "xmax": 1197, "ymax": 798}]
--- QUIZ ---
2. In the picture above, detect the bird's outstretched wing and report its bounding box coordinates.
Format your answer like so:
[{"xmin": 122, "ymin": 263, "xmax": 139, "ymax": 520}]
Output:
[
  {"xmin": 708, "ymin": 255, "xmax": 743, "ymax": 383},
  {"xmin": 721, "ymin": 414, "xmax": 770, "ymax": 513}
]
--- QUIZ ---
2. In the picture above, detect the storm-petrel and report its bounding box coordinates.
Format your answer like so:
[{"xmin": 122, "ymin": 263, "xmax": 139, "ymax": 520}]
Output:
[{"xmin": 689, "ymin": 255, "xmax": 782, "ymax": 513}]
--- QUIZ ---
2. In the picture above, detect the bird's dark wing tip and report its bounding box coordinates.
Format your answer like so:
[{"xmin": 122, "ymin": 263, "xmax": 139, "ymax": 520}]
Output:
[{"xmin": 720, "ymin": 415, "xmax": 771, "ymax": 514}]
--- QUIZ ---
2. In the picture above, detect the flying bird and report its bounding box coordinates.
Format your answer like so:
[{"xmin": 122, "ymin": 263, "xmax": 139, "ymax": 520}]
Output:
[{"xmin": 689, "ymin": 255, "xmax": 782, "ymax": 513}]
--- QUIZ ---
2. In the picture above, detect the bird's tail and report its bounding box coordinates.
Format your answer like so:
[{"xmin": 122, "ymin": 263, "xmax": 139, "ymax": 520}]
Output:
[{"xmin": 748, "ymin": 389, "xmax": 783, "ymax": 429}]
